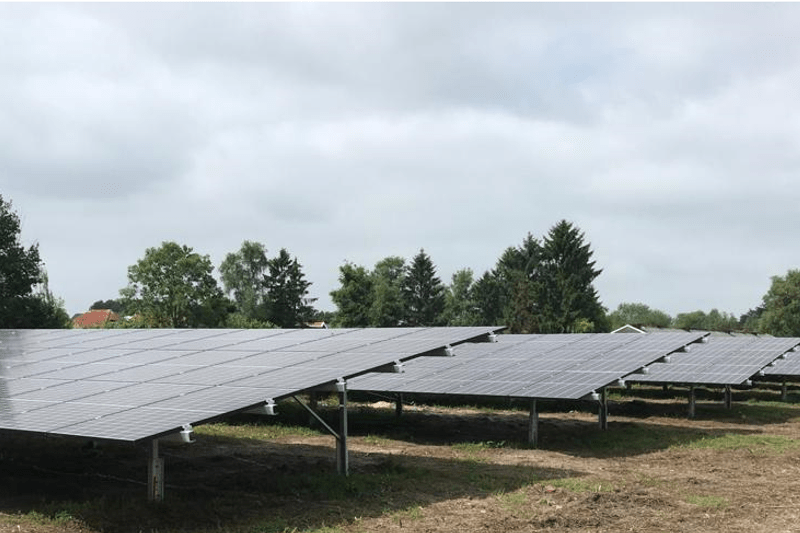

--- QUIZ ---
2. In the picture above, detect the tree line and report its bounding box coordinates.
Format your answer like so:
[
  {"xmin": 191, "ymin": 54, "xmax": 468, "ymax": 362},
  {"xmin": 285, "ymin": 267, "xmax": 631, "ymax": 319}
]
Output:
[{"xmin": 4, "ymin": 192, "xmax": 800, "ymax": 336}]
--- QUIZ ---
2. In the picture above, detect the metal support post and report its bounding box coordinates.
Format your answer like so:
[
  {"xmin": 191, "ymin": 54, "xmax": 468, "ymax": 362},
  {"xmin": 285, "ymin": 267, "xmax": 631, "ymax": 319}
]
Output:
[
  {"xmin": 395, "ymin": 393, "xmax": 403, "ymax": 419},
  {"xmin": 148, "ymin": 439, "xmax": 164, "ymax": 502},
  {"xmin": 782, "ymin": 382, "xmax": 789, "ymax": 402},
  {"xmin": 598, "ymin": 387, "xmax": 608, "ymax": 430},
  {"xmin": 688, "ymin": 386, "xmax": 696, "ymax": 419},
  {"xmin": 528, "ymin": 399, "xmax": 539, "ymax": 447},
  {"xmin": 337, "ymin": 381, "xmax": 349, "ymax": 476},
  {"xmin": 724, "ymin": 385, "xmax": 732, "ymax": 409},
  {"xmin": 309, "ymin": 391, "xmax": 318, "ymax": 427}
]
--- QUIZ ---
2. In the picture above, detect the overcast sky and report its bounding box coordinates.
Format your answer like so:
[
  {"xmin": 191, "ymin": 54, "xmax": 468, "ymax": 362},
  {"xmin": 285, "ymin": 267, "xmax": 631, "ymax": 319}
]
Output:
[{"xmin": 2, "ymin": 3, "xmax": 800, "ymax": 319}]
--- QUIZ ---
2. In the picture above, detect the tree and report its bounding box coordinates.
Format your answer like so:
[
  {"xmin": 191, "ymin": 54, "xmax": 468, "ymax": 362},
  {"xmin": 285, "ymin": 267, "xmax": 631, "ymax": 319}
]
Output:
[
  {"xmin": 443, "ymin": 268, "xmax": 479, "ymax": 326},
  {"xmin": 369, "ymin": 256, "xmax": 406, "ymax": 327},
  {"xmin": 472, "ymin": 271, "xmax": 504, "ymax": 326},
  {"xmin": 608, "ymin": 302, "xmax": 672, "ymax": 330},
  {"xmin": 90, "ymin": 299, "xmax": 125, "ymax": 314},
  {"xmin": 263, "ymin": 248, "xmax": 315, "ymax": 328},
  {"xmin": 402, "ymin": 249, "xmax": 445, "ymax": 326},
  {"xmin": 330, "ymin": 262, "xmax": 373, "ymax": 327},
  {"xmin": 219, "ymin": 240, "xmax": 270, "ymax": 321},
  {"xmin": 120, "ymin": 241, "xmax": 226, "ymax": 328},
  {"xmin": 1, "ymin": 195, "xmax": 69, "ymax": 328},
  {"xmin": 534, "ymin": 220, "xmax": 608, "ymax": 333},
  {"xmin": 759, "ymin": 270, "xmax": 800, "ymax": 336}
]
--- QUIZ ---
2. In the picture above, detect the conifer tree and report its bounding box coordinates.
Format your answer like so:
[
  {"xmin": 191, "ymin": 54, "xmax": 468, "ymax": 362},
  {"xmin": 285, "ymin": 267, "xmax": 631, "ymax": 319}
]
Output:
[{"xmin": 402, "ymin": 249, "xmax": 445, "ymax": 326}]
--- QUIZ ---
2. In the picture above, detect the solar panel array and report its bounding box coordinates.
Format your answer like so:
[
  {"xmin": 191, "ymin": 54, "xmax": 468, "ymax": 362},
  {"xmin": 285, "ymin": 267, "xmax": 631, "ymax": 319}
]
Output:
[
  {"xmin": 348, "ymin": 332, "xmax": 706, "ymax": 400},
  {"xmin": 0, "ymin": 327, "xmax": 499, "ymax": 442},
  {"xmin": 629, "ymin": 336, "xmax": 800, "ymax": 386},
  {"xmin": 754, "ymin": 340, "xmax": 800, "ymax": 379}
]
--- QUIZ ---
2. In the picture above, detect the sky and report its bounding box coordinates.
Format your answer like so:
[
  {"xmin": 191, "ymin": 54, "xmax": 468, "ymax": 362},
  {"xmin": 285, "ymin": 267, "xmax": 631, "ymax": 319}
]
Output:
[{"xmin": 2, "ymin": 3, "xmax": 800, "ymax": 319}]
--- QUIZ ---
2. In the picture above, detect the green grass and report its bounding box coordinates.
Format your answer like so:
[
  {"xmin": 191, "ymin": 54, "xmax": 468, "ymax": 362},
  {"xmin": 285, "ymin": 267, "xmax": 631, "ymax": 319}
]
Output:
[
  {"xmin": 685, "ymin": 495, "xmax": 728, "ymax": 508},
  {"xmin": 678, "ymin": 433, "xmax": 800, "ymax": 455},
  {"xmin": 550, "ymin": 477, "xmax": 615, "ymax": 493},
  {"xmin": 195, "ymin": 421, "xmax": 322, "ymax": 440}
]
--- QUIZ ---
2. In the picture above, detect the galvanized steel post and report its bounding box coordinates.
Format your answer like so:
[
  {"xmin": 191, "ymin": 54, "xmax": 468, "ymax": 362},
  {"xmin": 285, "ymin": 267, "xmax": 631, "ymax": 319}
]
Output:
[
  {"xmin": 528, "ymin": 399, "xmax": 538, "ymax": 447},
  {"xmin": 336, "ymin": 380, "xmax": 349, "ymax": 476}
]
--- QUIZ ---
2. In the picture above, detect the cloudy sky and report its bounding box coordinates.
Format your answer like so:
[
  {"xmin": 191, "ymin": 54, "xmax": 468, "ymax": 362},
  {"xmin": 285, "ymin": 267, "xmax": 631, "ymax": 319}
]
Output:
[{"xmin": 2, "ymin": 3, "xmax": 800, "ymax": 319}]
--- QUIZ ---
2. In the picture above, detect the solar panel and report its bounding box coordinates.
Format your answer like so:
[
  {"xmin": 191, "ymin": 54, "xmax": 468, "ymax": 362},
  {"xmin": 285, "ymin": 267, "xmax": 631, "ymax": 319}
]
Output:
[
  {"xmin": 0, "ymin": 327, "xmax": 500, "ymax": 443},
  {"xmin": 630, "ymin": 336, "xmax": 800, "ymax": 386},
  {"xmin": 349, "ymin": 332, "xmax": 706, "ymax": 400}
]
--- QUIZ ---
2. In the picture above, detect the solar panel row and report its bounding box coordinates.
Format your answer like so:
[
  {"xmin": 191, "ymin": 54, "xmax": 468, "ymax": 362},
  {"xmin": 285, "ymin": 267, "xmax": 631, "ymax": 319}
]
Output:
[
  {"xmin": 629, "ymin": 336, "xmax": 800, "ymax": 386},
  {"xmin": 348, "ymin": 332, "xmax": 706, "ymax": 400},
  {"xmin": 0, "ymin": 327, "xmax": 500, "ymax": 442}
]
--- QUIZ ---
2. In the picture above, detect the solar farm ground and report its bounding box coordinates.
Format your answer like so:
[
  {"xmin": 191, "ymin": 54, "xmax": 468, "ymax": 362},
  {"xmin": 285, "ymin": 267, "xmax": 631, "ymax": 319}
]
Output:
[{"xmin": 2, "ymin": 385, "xmax": 800, "ymax": 533}]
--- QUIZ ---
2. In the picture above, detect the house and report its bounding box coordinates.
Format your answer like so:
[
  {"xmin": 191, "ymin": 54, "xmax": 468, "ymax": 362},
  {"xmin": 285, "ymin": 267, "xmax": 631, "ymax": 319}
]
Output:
[{"xmin": 72, "ymin": 309, "xmax": 120, "ymax": 329}]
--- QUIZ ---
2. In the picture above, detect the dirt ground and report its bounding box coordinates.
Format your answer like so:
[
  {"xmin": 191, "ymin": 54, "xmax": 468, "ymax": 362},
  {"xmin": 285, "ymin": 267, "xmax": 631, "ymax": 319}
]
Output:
[{"xmin": 2, "ymin": 389, "xmax": 800, "ymax": 533}]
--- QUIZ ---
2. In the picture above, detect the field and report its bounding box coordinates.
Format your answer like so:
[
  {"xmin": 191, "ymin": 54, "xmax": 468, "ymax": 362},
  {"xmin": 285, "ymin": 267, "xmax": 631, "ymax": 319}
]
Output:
[{"xmin": 2, "ymin": 386, "xmax": 800, "ymax": 533}]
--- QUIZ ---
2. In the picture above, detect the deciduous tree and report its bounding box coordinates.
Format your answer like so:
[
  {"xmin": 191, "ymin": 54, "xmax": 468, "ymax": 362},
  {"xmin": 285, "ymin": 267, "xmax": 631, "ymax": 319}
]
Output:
[
  {"xmin": 219, "ymin": 240, "xmax": 270, "ymax": 321},
  {"xmin": 120, "ymin": 241, "xmax": 226, "ymax": 328},
  {"xmin": 0, "ymin": 195, "xmax": 69, "ymax": 328},
  {"xmin": 758, "ymin": 270, "xmax": 800, "ymax": 336},
  {"xmin": 330, "ymin": 262, "xmax": 373, "ymax": 327}
]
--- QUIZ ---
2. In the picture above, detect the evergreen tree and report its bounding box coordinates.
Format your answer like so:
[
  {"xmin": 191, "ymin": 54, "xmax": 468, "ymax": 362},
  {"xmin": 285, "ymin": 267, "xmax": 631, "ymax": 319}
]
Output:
[
  {"xmin": 263, "ymin": 248, "xmax": 315, "ymax": 328},
  {"xmin": 472, "ymin": 271, "xmax": 504, "ymax": 326},
  {"xmin": 402, "ymin": 249, "xmax": 445, "ymax": 326},
  {"xmin": 330, "ymin": 262, "xmax": 373, "ymax": 327},
  {"xmin": 534, "ymin": 220, "xmax": 608, "ymax": 333}
]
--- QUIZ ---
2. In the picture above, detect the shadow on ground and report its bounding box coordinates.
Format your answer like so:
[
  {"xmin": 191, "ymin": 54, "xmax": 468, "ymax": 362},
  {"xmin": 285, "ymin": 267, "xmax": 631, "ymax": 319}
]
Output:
[{"xmin": 0, "ymin": 429, "xmax": 579, "ymax": 533}]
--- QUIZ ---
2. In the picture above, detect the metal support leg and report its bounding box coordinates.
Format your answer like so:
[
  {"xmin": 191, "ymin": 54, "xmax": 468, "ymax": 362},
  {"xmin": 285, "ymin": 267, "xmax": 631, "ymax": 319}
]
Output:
[
  {"xmin": 148, "ymin": 439, "xmax": 164, "ymax": 502},
  {"xmin": 782, "ymin": 382, "xmax": 788, "ymax": 402},
  {"xmin": 528, "ymin": 399, "xmax": 539, "ymax": 447},
  {"xmin": 688, "ymin": 386, "xmax": 696, "ymax": 419},
  {"xmin": 724, "ymin": 386, "xmax": 732, "ymax": 409},
  {"xmin": 395, "ymin": 393, "xmax": 403, "ymax": 418},
  {"xmin": 309, "ymin": 392, "xmax": 318, "ymax": 426},
  {"xmin": 337, "ymin": 382, "xmax": 349, "ymax": 476},
  {"xmin": 599, "ymin": 387, "xmax": 608, "ymax": 430}
]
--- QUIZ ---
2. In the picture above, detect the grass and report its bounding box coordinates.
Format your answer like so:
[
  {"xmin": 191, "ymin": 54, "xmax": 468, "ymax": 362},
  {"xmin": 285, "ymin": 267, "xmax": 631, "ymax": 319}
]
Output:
[
  {"xmin": 550, "ymin": 478, "xmax": 615, "ymax": 493},
  {"xmin": 685, "ymin": 495, "xmax": 728, "ymax": 508},
  {"xmin": 195, "ymin": 421, "xmax": 323, "ymax": 440},
  {"xmin": 678, "ymin": 433, "xmax": 800, "ymax": 455}
]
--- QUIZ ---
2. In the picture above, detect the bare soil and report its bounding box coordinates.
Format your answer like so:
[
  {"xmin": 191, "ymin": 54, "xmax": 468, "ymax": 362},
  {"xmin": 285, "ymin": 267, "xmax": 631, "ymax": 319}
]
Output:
[{"xmin": 2, "ymin": 388, "xmax": 800, "ymax": 533}]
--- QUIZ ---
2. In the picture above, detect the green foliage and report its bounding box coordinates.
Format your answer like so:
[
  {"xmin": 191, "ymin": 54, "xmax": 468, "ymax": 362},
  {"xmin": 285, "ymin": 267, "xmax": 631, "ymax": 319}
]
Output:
[
  {"xmin": 402, "ymin": 249, "xmax": 446, "ymax": 326},
  {"xmin": 609, "ymin": 302, "xmax": 672, "ymax": 330},
  {"xmin": 0, "ymin": 195, "xmax": 69, "ymax": 328},
  {"xmin": 263, "ymin": 248, "xmax": 315, "ymax": 328},
  {"xmin": 120, "ymin": 241, "xmax": 227, "ymax": 328},
  {"xmin": 534, "ymin": 220, "xmax": 608, "ymax": 333},
  {"xmin": 472, "ymin": 270, "xmax": 504, "ymax": 326},
  {"xmin": 673, "ymin": 308, "xmax": 738, "ymax": 332},
  {"xmin": 219, "ymin": 240, "xmax": 270, "ymax": 321},
  {"xmin": 89, "ymin": 299, "xmax": 124, "ymax": 314},
  {"xmin": 369, "ymin": 256, "xmax": 406, "ymax": 327},
  {"xmin": 759, "ymin": 269, "xmax": 800, "ymax": 336},
  {"xmin": 443, "ymin": 268, "xmax": 479, "ymax": 326},
  {"xmin": 330, "ymin": 262, "xmax": 373, "ymax": 327},
  {"xmin": 223, "ymin": 312, "xmax": 276, "ymax": 329}
]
